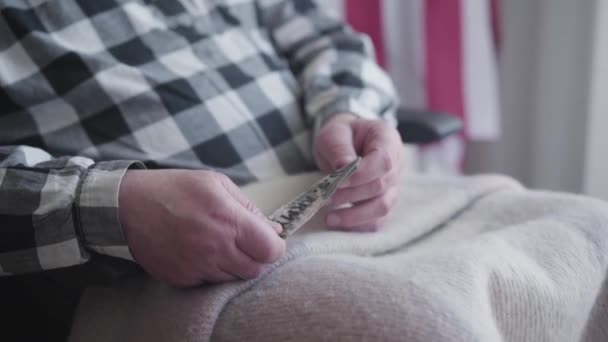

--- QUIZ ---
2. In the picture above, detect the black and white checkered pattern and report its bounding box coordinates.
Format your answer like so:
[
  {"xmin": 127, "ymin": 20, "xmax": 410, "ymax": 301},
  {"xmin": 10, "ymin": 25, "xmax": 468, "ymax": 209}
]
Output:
[{"xmin": 0, "ymin": 0, "xmax": 397, "ymax": 275}]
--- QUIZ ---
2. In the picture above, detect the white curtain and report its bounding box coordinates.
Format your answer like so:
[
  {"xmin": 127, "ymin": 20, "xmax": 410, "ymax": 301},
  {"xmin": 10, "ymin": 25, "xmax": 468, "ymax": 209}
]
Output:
[{"xmin": 466, "ymin": 0, "xmax": 597, "ymax": 194}]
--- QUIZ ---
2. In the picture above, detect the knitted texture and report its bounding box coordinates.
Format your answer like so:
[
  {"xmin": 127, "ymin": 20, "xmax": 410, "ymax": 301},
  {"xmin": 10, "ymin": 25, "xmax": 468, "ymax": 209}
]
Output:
[{"xmin": 70, "ymin": 173, "xmax": 608, "ymax": 342}]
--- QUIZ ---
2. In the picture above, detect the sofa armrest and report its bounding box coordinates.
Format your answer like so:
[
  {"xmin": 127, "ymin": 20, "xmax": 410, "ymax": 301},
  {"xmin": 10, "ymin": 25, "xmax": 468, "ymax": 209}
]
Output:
[{"xmin": 396, "ymin": 108, "xmax": 463, "ymax": 144}]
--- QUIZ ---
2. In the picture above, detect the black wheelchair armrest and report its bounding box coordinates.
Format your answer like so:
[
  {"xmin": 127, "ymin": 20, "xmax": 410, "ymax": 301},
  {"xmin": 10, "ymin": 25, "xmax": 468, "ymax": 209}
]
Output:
[{"xmin": 396, "ymin": 107, "xmax": 463, "ymax": 144}]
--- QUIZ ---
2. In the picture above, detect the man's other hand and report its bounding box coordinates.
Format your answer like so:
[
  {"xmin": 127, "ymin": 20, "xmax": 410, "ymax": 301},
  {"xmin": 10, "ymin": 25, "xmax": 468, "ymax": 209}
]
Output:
[
  {"xmin": 314, "ymin": 113, "xmax": 403, "ymax": 232},
  {"xmin": 118, "ymin": 170, "xmax": 285, "ymax": 287}
]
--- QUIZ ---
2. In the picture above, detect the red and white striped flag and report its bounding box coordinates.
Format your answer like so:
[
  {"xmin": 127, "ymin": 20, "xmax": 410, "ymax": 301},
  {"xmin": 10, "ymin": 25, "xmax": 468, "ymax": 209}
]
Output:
[{"xmin": 331, "ymin": 0, "xmax": 502, "ymax": 173}]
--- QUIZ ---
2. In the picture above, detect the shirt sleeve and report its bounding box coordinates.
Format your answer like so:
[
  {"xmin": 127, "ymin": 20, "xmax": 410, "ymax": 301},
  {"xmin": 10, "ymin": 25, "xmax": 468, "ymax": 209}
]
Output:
[
  {"xmin": 0, "ymin": 145, "xmax": 145, "ymax": 276},
  {"xmin": 257, "ymin": 0, "xmax": 399, "ymax": 135}
]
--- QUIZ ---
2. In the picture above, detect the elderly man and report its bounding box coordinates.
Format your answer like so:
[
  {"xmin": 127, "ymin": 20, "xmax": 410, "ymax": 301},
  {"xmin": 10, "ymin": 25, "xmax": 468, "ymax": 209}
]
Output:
[{"xmin": 0, "ymin": 0, "xmax": 402, "ymax": 339}]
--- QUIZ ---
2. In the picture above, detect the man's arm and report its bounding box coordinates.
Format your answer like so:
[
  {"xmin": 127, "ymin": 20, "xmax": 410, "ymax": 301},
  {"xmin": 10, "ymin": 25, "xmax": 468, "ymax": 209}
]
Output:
[
  {"xmin": 0, "ymin": 145, "xmax": 285, "ymax": 284},
  {"xmin": 259, "ymin": 0, "xmax": 403, "ymax": 231},
  {"xmin": 258, "ymin": 0, "xmax": 399, "ymax": 132},
  {"xmin": 0, "ymin": 145, "xmax": 143, "ymax": 275}
]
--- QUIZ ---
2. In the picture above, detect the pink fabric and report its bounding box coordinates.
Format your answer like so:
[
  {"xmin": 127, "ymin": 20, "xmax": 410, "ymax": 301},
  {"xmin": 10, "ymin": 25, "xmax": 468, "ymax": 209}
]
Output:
[
  {"xmin": 424, "ymin": 0, "xmax": 467, "ymax": 138},
  {"xmin": 343, "ymin": 0, "xmax": 501, "ymax": 172},
  {"xmin": 345, "ymin": 0, "xmax": 386, "ymax": 67}
]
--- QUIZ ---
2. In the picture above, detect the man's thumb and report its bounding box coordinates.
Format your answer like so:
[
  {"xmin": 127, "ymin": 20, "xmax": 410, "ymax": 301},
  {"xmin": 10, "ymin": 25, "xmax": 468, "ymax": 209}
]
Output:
[
  {"xmin": 315, "ymin": 116, "xmax": 357, "ymax": 170},
  {"xmin": 329, "ymin": 143, "xmax": 357, "ymax": 170}
]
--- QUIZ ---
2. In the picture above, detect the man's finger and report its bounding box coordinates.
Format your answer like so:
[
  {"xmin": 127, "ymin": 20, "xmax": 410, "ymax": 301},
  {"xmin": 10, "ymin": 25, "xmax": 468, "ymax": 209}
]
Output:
[
  {"xmin": 220, "ymin": 175, "xmax": 264, "ymax": 215},
  {"xmin": 313, "ymin": 148, "xmax": 332, "ymax": 173},
  {"xmin": 325, "ymin": 188, "xmax": 398, "ymax": 228},
  {"xmin": 233, "ymin": 208, "xmax": 286, "ymax": 264},
  {"xmin": 219, "ymin": 174, "xmax": 283, "ymax": 234},
  {"xmin": 315, "ymin": 121, "xmax": 358, "ymax": 170},
  {"xmin": 330, "ymin": 171, "xmax": 399, "ymax": 206},
  {"xmin": 221, "ymin": 245, "xmax": 266, "ymax": 280},
  {"xmin": 340, "ymin": 148, "xmax": 393, "ymax": 188},
  {"xmin": 339, "ymin": 120, "xmax": 402, "ymax": 188}
]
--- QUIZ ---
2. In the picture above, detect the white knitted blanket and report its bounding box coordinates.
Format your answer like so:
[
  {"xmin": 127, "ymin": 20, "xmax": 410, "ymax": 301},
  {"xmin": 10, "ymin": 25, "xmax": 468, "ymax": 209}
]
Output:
[{"xmin": 69, "ymin": 173, "xmax": 608, "ymax": 342}]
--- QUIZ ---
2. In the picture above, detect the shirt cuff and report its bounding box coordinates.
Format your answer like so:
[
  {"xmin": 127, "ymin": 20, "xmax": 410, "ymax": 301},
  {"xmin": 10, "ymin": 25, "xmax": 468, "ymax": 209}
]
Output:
[{"xmin": 75, "ymin": 160, "xmax": 146, "ymax": 261}]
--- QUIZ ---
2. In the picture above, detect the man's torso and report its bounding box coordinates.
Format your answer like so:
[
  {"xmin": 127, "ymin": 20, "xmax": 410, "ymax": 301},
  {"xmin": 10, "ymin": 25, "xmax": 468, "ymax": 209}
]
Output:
[{"xmin": 0, "ymin": 0, "xmax": 315, "ymax": 184}]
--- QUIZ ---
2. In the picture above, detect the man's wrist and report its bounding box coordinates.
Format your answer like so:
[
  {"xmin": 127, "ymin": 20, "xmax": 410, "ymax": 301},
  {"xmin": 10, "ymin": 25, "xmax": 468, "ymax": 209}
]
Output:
[{"xmin": 76, "ymin": 160, "xmax": 145, "ymax": 261}]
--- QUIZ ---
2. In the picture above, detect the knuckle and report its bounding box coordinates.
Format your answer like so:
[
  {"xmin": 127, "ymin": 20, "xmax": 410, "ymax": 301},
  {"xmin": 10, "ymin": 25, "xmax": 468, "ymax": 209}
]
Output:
[
  {"xmin": 204, "ymin": 192, "xmax": 230, "ymax": 212},
  {"xmin": 371, "ymin": 177, "xmax": 387, "ymax": 194},
  {"xmin": 379, "ymin": 149, "xmax": 393, "ymax": 173}
]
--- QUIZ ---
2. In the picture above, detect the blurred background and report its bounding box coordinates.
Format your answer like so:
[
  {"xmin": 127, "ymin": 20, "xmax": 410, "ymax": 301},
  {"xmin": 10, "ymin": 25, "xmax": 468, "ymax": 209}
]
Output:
[{"xmin": 322, "ymin": 0, "xmax": 608, "ymax": 200}]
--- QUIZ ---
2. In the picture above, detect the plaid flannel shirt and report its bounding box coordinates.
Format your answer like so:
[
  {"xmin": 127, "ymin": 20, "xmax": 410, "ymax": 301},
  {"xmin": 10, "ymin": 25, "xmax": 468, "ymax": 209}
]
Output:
[{"xmin": 0, "ymin": 0, "xmax": 397, "ymax": 275}]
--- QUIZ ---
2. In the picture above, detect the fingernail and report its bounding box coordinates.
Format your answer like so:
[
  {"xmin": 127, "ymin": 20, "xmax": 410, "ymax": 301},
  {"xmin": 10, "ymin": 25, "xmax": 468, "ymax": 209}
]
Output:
[{"xmin": 326, "ymin": 214, "xmax": 340, "ymax": 227}]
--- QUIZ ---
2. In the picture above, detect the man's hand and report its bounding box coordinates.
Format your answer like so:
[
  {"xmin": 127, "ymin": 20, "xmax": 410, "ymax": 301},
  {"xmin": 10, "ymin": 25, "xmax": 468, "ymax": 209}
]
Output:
[
  {"xmin": 118, "ymin": 170, "xmax": 285, "ymax": 287},
  {"xmin": 314, "ymin": 113, "xmax": 403, "ymax": 231}
]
